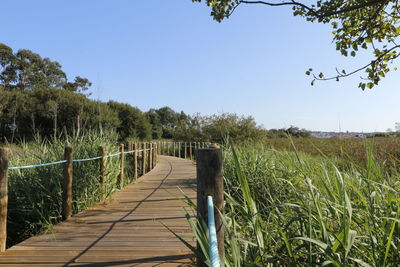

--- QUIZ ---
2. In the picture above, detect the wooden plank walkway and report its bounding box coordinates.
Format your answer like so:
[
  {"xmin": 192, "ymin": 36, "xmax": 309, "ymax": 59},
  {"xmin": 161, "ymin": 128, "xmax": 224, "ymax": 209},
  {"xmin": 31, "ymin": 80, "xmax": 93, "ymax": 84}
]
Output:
[{"xmin": 0, "ymin": 156, "xmax": 196, "ymax": 267}]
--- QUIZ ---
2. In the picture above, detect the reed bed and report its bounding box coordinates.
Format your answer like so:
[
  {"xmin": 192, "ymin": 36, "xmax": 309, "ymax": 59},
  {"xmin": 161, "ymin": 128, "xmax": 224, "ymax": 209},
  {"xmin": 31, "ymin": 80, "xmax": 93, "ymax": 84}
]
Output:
[
  {"xmin": 6, "ymin": 131, "xmax": 122, "ymax": 247},
  {"xmin": 264, "ymin": 137, "xmax": 400, "ymax": 169},
  {"xmin": 184, "ymin": 141, "xmax": 400, "ymax": 266}
]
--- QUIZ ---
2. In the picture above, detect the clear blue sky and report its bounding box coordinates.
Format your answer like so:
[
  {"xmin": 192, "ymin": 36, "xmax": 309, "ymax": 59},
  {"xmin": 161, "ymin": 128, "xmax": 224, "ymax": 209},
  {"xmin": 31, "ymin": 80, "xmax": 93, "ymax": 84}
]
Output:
[{"xmin": 2, "ymin": 0, "xmax": 399, "ymax": 132}]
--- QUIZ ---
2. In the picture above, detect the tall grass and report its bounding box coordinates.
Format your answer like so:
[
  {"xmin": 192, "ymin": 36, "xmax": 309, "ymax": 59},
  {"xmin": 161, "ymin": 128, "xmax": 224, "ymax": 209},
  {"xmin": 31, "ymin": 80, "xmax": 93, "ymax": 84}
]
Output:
[
  {"xmin": 184, "ymin": 142, "xmax": 400, "ymax": 266},
  {"xmin": 6, "ymin": 131, "xmax": 122, "ymax": 247}
]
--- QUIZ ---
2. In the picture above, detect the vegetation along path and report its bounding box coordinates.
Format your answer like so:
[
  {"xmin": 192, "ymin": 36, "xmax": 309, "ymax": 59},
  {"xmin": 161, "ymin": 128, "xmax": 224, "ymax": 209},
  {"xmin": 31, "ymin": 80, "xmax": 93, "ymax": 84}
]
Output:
[{"xmin": 0, "ymin": 156, "xmax": 196, "ymax": 267}]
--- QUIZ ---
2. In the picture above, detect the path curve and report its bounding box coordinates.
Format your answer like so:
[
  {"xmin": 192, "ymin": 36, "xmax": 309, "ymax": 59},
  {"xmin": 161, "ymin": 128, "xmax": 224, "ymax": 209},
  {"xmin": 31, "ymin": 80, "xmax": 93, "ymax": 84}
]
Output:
[{"xmin": 0, "ymin": 156, "xmax": 196, "ymax": 267}]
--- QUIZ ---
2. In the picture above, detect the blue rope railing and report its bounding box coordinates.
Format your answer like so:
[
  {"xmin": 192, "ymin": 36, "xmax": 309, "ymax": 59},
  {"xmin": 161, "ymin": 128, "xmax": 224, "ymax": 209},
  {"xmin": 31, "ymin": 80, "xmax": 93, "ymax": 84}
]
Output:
[
  {"xmin": 8, "ymin": 160, "xmax": 68, "ymax": 170},
  {"xmin": 8, "ymin": 149, "xmax": 148, "ymax": 170},
  {"xmin": 207, "ymin": 195, "xmax": 221, "ymax": 267}
]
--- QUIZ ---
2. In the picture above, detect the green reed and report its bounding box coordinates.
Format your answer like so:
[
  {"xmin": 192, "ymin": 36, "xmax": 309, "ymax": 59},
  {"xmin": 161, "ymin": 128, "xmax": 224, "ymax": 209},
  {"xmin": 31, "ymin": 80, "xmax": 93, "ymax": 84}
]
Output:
[
  {"xmin": 182, "ymin": 141, "xmax": 399, "ymax": 266},
  {"xmin": 6, "ymin": 131, "xmax": 121, "ymax": 247}
]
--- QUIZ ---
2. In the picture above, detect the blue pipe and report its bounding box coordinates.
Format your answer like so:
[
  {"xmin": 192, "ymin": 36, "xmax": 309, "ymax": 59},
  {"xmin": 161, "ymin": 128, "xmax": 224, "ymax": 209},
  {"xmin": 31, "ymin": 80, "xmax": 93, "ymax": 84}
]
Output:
[{"xmin": 207, "ymin": 195, "xmax": 221, "ymax": 267}]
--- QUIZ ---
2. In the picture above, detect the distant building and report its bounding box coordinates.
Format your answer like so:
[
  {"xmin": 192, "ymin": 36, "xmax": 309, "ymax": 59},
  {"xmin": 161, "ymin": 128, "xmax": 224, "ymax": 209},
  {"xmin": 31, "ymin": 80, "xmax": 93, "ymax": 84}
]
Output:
[{"xmin": 311, "ymin": 131, "xmax": 372, "ymax": 138}]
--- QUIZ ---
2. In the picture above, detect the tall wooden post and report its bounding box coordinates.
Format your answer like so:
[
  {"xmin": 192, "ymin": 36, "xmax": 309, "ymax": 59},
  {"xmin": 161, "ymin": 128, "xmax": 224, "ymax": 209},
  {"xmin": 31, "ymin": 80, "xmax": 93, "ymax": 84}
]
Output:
[
  {"xmin": 167, "ymin": 142, "xmax": 170, "ymax": 156},
  {"xmin": 118, "ymin": 144, "xmax": 125, "ymax": 188},
  {"xmin": 149, "ymin": 143, "xmax": 153, "ymax": 171},
  {"xmin": 189, "ymin": 142, "xmax": 193, "ymax": 160},
  {"xmin": 153, "ymin": 143, "xmax": 157, "ymax": 168},
  {"xmin": 99, "ymin": 146, "xmax": 107, "ymax": 201},
  {"xmin": 173, "ymin": 142, "xmax": 176, "ymax": 157},
  {"xmin": 152, "ymin": 143, "xmax": 155, "ymax": 168},
  {"xmin": 178, "ymin": 142, "xmax": 181, "ymax": 158},
  {"xmin": 184, "ymin": 142, "xmax": 187, "ymax": 159},
  {"xmin": 156, "ymin": 143, "xmax": 158, "ymax": 162},
  {"xmin": 0, "ymin": 148, "xmax": 9, "ymax": 252},
  {"xmin": 127, "ymin": 142, "xmax": 132, "ymax": 179},
  {"xmin": 142, "ymin": 143, "xmax": 147, "ymax": 175},
  {"xmin": 63, "ymin": 146, "xmax": 73, "ymax": 220},
  {"xmin": 196, "ymin": 145, "xmax": 224, "ymax": 265},
  {"xmin": 152, "ymin": 143, "xmax": 155, "ymax": 170},
  {"xmin": 133, "ymin": 143, "xmax": 138, "ymax": 180}
]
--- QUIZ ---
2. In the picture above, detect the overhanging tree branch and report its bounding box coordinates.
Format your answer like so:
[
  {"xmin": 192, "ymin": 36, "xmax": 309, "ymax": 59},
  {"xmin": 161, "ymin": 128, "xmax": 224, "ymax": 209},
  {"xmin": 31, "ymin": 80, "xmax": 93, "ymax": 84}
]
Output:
[
  {"xmin": 311, "ymin": 44, "xmax": 400, "ymax": 88},
  {"xmin": 239, "ymin": 0, "xmax": 390, "ymax": 18},
  {"xmin": 195, "ymin": 0, "xmax": 400, "ymax": 89}
]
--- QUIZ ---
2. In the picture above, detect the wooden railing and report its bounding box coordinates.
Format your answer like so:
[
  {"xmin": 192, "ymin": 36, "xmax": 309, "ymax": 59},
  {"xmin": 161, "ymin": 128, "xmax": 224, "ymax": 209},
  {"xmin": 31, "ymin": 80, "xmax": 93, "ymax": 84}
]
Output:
[
  {"xmin": 0, "ymin": 140, "xmax": 225, "ymax": 266},
  {"xmin": 0, "ymin": 142, "xmax": 158, "ymax": 251},
  {"xmin": 158, "ymin": 141, "xmax": 210, "ymax": 159}
]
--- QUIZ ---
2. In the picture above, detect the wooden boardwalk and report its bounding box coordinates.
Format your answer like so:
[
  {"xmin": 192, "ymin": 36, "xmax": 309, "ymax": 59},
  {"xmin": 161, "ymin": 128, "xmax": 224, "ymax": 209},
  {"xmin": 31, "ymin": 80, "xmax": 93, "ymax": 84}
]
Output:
[{"xmin": 0, "ymin": 156, "xmax": 196, "ymax": 267}]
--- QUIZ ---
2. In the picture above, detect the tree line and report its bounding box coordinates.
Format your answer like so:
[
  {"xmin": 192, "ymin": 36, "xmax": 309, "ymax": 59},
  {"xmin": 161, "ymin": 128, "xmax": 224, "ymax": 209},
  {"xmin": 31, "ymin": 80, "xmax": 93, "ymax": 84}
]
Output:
[{"xmin": 0, "ymin": 43, "xmax": 310, "ymax": 143}]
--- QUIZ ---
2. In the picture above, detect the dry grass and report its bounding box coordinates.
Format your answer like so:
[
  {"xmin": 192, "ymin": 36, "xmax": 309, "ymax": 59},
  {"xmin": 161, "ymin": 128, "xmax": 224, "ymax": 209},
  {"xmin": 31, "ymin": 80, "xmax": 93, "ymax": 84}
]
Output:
[{"xmin": 263, "ymin": 137, "xmax": 400, "ymax": 168}]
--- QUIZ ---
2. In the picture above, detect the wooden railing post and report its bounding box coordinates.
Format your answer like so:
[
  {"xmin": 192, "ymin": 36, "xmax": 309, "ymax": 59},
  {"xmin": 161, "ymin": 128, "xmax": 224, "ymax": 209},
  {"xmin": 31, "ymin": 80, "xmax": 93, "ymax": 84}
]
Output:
[
  {"xmin": 153, "ymin": 143, "xmax": 155, "ymax": 167},
  {"xmin": 149, "ymin": 143, "xmax": 153, "ymax": 171},
  {"xmin": 196, "ymin": 145, "xmax": 224, "ymax": 265},
  {"xmin": 154, "ymin": 143, "xmax": 157, "ymax": 167},
  {"xmin": 63, "ymin": 146, "xmax": 73, "ymax": 220},
  {"xmin": 189, "ymin": 142, "xmax": 193, "ymax": 160},
  {"xmin": 133, "ymin": 143, "xmax": 138, "ymax": 180},
  {"xmin": 178, "ymin": 142, "xmax": 181, "ymax": 158},
  {"xmin": 184, "ymin": 142, "xmax": 187, "ymax": 159},
  {"xmin": 153, "ymin": 143, "xmax": 155, "ymax": 168},
  {"xmin": 142, "ymin": 143, "xmax": 147, "ymax": 175},
  {"xmin": 99, "ymin": 146, "xmax": 107, "ymax": 201},
  {"xmin": 167, "ymin": 142, "xmax": 170, "ymax": 156},
  {"xmin": 118, "ymin": 144, "xmax": 125, "ymax": 188},
  {"xmin": 0, "ymin": 148, "xmax": 9, "ymax": 252},
  {"xmin": 173, "ymin": 142, "xmax": 176, "ymax": 157}
]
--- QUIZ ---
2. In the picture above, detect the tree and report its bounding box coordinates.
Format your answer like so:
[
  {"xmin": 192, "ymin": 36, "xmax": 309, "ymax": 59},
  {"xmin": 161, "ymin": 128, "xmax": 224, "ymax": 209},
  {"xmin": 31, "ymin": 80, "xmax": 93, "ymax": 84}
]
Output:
[
  {"xmin": 395, "ymin": 122, "xmax": 400, "ymax": 132},
  {"xmin": 0, "ymin": 89, "xmax": 121, "ymax": 142},
  {"xmin": 285, "ymin": 126, "xmax": 311, "ymax": 138},
  {"xmin": 155, "ymin": 107, "xmax": 180, "ymax": 138},
  {"xmin": 173, "ymin": 113, "xmax": 204, "ymax": 141},
  {"xmin": 64, "ymin": 76, "xmax": 92, "ymax": 94},
  {"xmin": 107, "ymin": 101, "xmax": 151, "ymax": 141},
  {"xmin": 202, "ymin": 113, "xmax": 266, "ymax": 143},
  {"xmin": 145, "ymin": 109, "xmax": 163, "ymax": 139},
  {"xmin": 0, "ymin": 43, "xmax": 17, "ymax": 88},
  {"xmin": 0, "ymin": 43, "xmax": 91, "ymax": 92},
  {"xmin": 192, "ymin": 0, "xmax": 400, "ymax": 89},
  {"xmin": 12, "ymin": 49, "xmax": 67, "ymax": 91}
]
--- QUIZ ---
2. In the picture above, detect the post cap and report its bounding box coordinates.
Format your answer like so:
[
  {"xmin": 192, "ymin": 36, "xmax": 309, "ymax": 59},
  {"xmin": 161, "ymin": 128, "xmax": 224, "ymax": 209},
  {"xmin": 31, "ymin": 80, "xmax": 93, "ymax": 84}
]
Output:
[{"xmin": 209, "ymin": 144, "xmax": 220, "ymax": 148}]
